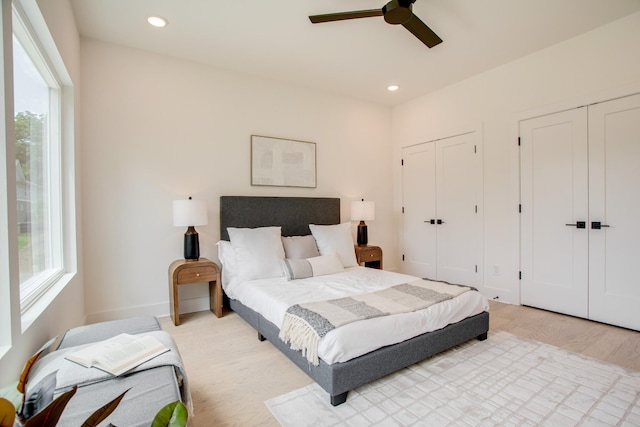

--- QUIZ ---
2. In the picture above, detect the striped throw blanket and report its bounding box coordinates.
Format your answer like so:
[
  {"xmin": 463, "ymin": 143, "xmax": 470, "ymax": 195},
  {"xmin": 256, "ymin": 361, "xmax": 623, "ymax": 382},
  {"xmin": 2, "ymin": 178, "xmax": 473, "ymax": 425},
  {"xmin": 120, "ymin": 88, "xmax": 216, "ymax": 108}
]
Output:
[{"xmin": 278, "ymin": 279, "xmax": 470, "ymax": 365}]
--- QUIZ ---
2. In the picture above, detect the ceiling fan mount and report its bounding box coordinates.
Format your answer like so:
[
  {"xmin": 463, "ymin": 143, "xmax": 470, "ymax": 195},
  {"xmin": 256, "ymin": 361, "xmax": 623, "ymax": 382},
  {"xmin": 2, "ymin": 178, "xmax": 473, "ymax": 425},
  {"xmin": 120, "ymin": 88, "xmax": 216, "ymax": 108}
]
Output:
[
  {"xmin": 382, "ymin": 0, "xmax": 414, "ymax": 25},
  {"xmin": 309, "ymin": 0, "xmax": 442, "ymax": 48}
]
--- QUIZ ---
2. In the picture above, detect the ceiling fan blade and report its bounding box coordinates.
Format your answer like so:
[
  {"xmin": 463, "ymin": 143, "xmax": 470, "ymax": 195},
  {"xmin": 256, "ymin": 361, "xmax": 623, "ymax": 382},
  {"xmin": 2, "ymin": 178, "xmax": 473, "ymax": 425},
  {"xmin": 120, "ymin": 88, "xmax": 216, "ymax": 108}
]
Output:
[
  {"xmin": 309, "ymin": 9, "xmax": 383, "ymax": 24},
  {"xmin": 402, "ymin": 15, "xmax": 443, "ymax": 48}
]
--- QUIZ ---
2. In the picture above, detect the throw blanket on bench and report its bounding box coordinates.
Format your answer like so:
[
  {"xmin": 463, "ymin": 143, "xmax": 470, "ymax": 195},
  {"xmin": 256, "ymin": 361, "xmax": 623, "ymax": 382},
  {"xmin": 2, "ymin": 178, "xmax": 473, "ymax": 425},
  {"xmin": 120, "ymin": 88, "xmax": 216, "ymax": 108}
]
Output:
[
  {"xmin": 25, "ymin": 330, "xmax": 192, "ymax": 415},
  {"xmin": 279, "ymin": 279, "xmax": 470, "ymax": 365}
]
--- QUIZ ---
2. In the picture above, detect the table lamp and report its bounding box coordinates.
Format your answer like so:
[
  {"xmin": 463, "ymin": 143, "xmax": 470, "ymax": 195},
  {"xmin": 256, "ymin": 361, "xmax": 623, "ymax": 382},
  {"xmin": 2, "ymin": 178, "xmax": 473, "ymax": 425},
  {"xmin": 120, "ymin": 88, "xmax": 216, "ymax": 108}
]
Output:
[
  {"xmin": 173, "ymin": 197, "xmax": 208, "ymax": 260},
  {"xmin": 351, "ymin": 199, "xmax": 375, "ymax": 246}
]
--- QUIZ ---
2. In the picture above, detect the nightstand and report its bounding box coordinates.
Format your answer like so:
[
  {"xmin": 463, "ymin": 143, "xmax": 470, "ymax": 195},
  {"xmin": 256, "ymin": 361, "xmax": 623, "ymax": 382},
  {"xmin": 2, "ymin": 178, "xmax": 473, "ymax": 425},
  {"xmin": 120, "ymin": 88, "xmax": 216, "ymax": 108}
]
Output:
[
  {"xmin": 354, "ymin": 245, "xmax": 383, "ymax": 269},
  {"xmin": 168, "ymin": 258, "xmax": 222, "ymax": 326}
]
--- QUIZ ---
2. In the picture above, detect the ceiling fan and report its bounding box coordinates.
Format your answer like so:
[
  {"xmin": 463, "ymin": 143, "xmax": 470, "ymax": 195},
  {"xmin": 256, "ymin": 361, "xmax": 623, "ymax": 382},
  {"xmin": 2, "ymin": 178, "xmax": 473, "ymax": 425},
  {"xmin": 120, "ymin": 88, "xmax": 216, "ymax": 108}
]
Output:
[{"xmin": 308, "ymin": 0, "xmax": 443, "ymax": 48}]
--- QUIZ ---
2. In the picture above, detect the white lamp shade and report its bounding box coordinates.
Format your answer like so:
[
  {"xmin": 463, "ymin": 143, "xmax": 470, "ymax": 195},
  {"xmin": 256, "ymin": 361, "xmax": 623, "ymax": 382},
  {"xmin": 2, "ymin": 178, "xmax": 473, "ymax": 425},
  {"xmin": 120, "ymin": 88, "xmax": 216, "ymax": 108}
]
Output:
[
  {"xmin": 351, "ymin": 200, "xmax": 375, "ymax": 221},
  {"xmin": 173, "ymin": 199, "xmax": 208, "ymax": 227}
]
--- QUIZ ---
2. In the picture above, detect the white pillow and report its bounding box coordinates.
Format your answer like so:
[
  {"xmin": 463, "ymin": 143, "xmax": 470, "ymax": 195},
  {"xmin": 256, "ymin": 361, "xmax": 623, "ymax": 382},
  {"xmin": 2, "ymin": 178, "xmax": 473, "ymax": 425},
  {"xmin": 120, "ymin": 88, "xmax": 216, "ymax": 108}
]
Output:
[
  {"xmin": 227, "ymin": 226, "xmax": 285, "ymax": 281},
  {"xmin": 308, "ymin": 253, "xmax": 344, "ymax": 277},
  {"xmin": 309, "ymin": 223, "xmax": 358, "ymax": 268},
  {"xmin": 281, "ymin": 235, "xmax": 319, "ymax": 259},
  {"xmin": 216, "ymin": 240, "xmax": 238, "ymax": 288},
  {"xmin": 281, "ymin": 254, "xmax": 344, "ymax": 280}
]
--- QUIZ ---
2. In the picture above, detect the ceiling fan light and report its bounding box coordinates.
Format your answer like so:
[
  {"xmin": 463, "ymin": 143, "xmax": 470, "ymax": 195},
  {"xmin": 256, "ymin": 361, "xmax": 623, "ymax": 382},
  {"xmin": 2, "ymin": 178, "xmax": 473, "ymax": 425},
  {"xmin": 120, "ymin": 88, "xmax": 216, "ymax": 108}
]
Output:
[
  {"xmin": 388, "ymin": 85, "xmax": 399, "ymax": 91},
  {"xmin": 147, "ymin": 16, "xmax": 168, "ymax": 28}
]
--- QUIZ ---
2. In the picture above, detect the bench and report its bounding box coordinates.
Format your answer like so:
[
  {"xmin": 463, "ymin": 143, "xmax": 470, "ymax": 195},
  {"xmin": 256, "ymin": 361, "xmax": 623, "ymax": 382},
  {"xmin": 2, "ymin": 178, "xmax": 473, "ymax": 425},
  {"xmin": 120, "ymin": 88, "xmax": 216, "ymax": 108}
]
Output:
[{"xmin": 23, "ymin": 316, "xmax": 188, "ymax": 426}]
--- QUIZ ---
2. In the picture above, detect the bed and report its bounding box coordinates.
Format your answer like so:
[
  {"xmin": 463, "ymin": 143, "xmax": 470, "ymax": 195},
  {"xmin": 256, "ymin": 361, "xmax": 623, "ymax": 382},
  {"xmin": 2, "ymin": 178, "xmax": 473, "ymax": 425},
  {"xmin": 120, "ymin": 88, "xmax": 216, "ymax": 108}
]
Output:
[{"xmin": 219, "ymin": 196, "xmax": 489, "ymax": 406}]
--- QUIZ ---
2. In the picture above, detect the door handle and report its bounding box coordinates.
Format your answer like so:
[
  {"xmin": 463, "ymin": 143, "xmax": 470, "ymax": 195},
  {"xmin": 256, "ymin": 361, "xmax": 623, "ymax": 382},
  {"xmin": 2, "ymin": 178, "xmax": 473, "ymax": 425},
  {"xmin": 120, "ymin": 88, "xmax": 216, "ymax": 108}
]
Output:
[
  {"xmin": 591, "ymin": 221, "xmax": 610, "ymax": 230},
  {"xmin": 565, "ymin": 221, "xmax": 586, "ymax": 229},
  {"xmin": 423, "ymin": 219, "xmax": 444, "ymax": 225}
]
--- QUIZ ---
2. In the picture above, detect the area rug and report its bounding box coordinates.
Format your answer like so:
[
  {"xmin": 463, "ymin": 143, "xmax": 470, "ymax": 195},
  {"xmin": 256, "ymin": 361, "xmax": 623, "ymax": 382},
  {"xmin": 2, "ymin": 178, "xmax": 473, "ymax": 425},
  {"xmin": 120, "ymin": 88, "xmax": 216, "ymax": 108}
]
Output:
[{"xmin": 265, "ymin": 331, "xmax": 640, "ymax": 426}]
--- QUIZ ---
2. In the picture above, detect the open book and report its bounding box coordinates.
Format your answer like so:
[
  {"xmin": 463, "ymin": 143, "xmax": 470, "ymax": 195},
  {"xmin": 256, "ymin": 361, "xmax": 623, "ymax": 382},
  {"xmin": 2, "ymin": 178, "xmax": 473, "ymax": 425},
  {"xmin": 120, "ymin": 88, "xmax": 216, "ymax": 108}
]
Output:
[{"xmin": 65, "ymin": 333, "xmax": 170, "ymax": 376}]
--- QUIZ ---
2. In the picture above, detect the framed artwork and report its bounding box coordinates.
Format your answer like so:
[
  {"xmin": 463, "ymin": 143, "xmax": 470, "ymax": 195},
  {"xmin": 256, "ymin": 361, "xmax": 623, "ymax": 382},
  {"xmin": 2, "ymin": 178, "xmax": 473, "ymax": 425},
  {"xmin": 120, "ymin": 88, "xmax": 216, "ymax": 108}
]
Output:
[{"xmin": 251, "ymin": 135, "xmax": 317, "ymax": 188}]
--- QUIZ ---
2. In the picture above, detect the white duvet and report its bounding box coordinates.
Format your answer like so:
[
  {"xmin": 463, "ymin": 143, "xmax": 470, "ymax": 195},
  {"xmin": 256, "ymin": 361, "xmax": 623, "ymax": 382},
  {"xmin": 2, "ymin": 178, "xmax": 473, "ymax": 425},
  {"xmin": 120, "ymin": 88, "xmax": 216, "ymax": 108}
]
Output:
[{"xmin": 225, "ymin": 267, "xmax": 489, "ymax": 365}]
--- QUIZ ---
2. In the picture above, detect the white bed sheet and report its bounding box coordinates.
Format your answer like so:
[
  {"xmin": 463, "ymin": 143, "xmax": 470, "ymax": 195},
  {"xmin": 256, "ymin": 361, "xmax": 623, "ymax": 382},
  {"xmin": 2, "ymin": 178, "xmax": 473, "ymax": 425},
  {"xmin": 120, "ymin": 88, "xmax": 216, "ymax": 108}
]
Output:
[{"xmin": 225, "ymin": 267, "xmax": 489, "ymax": 365}]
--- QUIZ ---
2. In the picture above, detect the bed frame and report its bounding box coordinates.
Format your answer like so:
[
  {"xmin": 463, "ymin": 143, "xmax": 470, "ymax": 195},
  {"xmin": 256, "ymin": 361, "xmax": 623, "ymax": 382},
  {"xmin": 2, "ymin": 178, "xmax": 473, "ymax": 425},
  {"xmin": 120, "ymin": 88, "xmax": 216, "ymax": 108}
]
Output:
[{"xmin": 220, "ymin": 195, "xmax": 489, "ymax": 406}]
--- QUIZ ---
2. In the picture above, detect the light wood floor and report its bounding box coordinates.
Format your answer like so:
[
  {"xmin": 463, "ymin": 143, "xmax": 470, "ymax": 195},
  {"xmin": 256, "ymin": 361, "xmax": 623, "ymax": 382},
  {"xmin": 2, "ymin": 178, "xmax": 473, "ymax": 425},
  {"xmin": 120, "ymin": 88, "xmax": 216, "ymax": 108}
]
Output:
[{"xmin": 159, "ymin": 301, "xmax": 640, "ymax": 427}]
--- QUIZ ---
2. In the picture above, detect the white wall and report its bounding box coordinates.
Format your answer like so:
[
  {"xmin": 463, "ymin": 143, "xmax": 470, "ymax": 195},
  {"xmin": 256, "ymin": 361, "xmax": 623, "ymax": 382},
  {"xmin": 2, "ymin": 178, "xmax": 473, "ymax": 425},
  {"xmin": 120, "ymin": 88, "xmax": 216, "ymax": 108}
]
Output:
[
  {"xmin": 80, "ymin": 39, "xmax": 394, "ymax": 321},
  {"xmin": 0, "ymin": 0, "xmax": 84, "ymax": 386},
  {"xmin": 391, "ymin": 12, "xmax": 640, "ymax": 304}
]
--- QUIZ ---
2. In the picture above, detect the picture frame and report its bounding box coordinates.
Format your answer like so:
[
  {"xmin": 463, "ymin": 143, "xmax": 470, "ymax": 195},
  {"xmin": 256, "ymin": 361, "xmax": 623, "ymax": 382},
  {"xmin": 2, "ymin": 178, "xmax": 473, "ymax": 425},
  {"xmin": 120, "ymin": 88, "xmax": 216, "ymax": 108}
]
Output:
[{"xmin": 251, "ymin": 135, "xmax": 317, "ymax": 188}]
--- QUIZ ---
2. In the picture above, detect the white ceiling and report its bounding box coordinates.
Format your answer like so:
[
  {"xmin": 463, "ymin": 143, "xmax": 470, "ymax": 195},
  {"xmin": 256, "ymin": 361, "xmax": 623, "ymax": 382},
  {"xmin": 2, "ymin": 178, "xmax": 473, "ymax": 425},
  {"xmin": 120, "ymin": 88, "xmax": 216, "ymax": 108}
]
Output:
[{"xmin": 70, "ymin": 0, "xmax": 640, "ymax": 106}]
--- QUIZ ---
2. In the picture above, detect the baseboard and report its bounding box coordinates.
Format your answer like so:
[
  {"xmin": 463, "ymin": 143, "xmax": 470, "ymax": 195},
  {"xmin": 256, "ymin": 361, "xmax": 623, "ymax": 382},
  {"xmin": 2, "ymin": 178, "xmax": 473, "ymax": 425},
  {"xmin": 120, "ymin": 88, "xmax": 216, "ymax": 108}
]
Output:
[{"xmin": 84, "ymin": 296, "xmax": 210, "ymax": 324}]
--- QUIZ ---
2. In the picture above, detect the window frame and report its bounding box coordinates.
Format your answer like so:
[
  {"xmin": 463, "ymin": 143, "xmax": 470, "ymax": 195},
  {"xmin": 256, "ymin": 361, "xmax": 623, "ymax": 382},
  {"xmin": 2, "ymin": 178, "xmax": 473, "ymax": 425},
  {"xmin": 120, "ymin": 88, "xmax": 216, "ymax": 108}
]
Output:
[
  {"xmin": 0, "ymin": 0, "xmax": 17, "ymax": 354},
  {"xmin": 11, "ymin": 3, "xmax": 65, "ymax": 313},
  {"xmin": 0, "ymin": 0, "xmax": 77, "ymax": 346}
]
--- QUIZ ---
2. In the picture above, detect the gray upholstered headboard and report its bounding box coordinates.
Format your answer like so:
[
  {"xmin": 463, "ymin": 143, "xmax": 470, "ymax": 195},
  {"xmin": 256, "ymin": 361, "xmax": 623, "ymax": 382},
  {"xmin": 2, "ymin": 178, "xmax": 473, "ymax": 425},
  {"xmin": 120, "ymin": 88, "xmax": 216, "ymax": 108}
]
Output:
[{"xmin": 219, "ymin": 196, "xmax": 340, "ymax": 240}]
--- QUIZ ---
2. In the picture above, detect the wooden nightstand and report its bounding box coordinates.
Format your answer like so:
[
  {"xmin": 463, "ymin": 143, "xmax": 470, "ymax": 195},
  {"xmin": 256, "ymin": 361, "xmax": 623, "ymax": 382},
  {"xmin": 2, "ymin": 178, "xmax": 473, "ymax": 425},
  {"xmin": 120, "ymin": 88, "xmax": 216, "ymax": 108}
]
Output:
[
  {"xmin": 354, "ymin": 245, "xmax": 383, "ymax": 269},
  {"xmin": 168, "ymin": 258, "xmax": 222, "ymax": 326}
]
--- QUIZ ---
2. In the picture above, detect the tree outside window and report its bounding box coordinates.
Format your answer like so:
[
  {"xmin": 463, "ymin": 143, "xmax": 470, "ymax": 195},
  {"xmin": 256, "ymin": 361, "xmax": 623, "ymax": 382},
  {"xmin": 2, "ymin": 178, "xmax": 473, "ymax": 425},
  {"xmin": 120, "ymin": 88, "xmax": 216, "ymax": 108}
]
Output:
[{"xmin": 13, "ymin": 16, "xmax": 63, "ymax": 309}]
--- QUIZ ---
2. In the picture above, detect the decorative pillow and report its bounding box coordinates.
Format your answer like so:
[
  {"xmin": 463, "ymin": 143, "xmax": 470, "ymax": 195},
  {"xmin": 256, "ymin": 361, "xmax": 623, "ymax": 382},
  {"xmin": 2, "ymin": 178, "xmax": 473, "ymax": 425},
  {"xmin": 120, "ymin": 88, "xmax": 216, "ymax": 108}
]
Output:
[
  {"xmin": 281, "ymin": 258, "xmax": 312, "ymax": 280},
  {"xmin": 227, "ymin": 226, "xmax": 285, "ymax": 281},
  {"xmin": 281, "ymin": 254, "xmax": 344, "ymax": 280},
  {"xmin": 216, "ymin": 240, "xmax": 238, "ymax": 288},
  {"xmin": 281, "ymin": 235, "xmax": 319, "ymax": 259},
  {"xmin": 309, "ymin": 223, "xmax": 358, "ymax": 268}
]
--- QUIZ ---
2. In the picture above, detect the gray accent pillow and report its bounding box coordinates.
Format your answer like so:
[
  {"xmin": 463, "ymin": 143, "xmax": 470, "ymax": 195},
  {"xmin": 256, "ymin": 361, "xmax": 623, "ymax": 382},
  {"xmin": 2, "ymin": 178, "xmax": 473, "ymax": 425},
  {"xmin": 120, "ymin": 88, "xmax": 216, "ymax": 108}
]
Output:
[
  {"xmin": 281, "ymin": 254, "xmax": 344, "ymax": 280},
  {"xmin": 281, "ymin": 235, "xmax": 319, "ymax": 259},
  {"xmin": 282, "ymin": 258, "xmax": 314, "ymax": 280}
]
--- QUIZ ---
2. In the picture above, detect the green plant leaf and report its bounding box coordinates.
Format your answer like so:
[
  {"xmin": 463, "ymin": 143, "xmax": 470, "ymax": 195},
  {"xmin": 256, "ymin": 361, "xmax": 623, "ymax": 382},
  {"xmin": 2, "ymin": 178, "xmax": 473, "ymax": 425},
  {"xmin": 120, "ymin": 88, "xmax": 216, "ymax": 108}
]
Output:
[
  {"xmin": 0, "ymin": 398, "xmax": 16, "ymax": 427},
  {"xmin": 151, "ymin": 401, "xmax": 188, "ymax": 427},
  {"xmin": 80, "ymin": 387, "xmax": 130, "ymax": 427},
  {"xmin": 24, "ymin": 385, "xmax": 77, "ymax": 427}
]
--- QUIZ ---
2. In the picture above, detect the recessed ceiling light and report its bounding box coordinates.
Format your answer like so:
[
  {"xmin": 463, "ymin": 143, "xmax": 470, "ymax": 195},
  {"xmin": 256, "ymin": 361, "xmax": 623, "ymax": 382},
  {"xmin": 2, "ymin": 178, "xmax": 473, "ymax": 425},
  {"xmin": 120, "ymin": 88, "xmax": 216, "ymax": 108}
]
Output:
[
  {"xmin": 147, "ymin": 16, "xmax": 168, "ymax": 28},
  {"xmin": 387, "ymin": 85, "xmax": 399, "ymax": 91}
]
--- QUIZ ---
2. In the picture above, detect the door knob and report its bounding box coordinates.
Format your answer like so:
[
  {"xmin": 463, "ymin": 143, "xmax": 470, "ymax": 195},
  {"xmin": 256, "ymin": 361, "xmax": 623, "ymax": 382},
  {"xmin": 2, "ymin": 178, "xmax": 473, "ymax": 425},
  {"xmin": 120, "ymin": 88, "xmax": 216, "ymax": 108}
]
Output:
[
  {"xmin": 591, "ymin": 221, "xmax": 610, "ymax": 230},
  {"xmin": 565, "ymin": 221, "xmax": 586, "ymax": 229},
  {"xmin": 437, "ymin": 219, "xmax": 445, "ymax": 224},
  {"xmin": 423, "ymin": 219, "xmax": 436, "ymax": 224}
]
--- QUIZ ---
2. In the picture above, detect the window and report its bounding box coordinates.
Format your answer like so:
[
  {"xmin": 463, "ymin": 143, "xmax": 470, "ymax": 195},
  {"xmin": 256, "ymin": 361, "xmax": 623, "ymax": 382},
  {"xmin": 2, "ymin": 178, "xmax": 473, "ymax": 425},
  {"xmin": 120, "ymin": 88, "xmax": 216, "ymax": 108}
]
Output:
[{"xmin": 12, "ymin": 6, "xmax": 64, "ymax": 312}]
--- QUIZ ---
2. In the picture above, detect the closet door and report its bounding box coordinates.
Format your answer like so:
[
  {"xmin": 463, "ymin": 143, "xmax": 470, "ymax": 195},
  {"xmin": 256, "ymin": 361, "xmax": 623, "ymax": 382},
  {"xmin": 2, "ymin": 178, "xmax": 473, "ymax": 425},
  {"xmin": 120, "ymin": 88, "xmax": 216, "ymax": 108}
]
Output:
[
  {"xmin": 520, "ymin": 109, "xmax": 589, "ymax": 317},
  {"xmin": 435, "ymin": 134, "xmax": 478, "ymax": 285},
  {"xmin": 402, "ymin": 143, "xmax": 437, "ymax": 278},
  {"xmin": 588, "ymin": 94, "xmax": 640, "ymax": 330},
  {"xmin": 401, "ymin": 133, "xmax": 479, "ymax": 284}
]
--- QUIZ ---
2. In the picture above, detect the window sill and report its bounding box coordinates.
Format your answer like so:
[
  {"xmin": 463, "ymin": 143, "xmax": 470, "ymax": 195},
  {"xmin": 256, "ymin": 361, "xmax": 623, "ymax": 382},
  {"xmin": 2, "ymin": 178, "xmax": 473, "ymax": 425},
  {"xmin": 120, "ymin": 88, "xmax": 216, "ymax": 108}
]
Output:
[
  {"xmin": 21, "ymin": 271, "xmax": 76, "ymax": 333},
  {"xmin": 0, "ymin": 345, "xmax": 9, "ymax": 361}
]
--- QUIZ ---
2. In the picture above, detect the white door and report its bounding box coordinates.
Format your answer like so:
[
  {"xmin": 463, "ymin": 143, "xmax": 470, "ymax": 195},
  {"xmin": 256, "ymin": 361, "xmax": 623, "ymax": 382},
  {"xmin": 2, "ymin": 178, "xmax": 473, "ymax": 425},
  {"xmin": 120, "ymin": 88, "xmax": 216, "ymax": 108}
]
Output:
[
  {"xmin": 520, "ymin": 109, "xmax": 589, "ymax": 317},
  {"xmin": 401, "ymin": 133, "xmax": 479, "ymax": 285},
  {"xmin": 401, "ymin": 143, "xmax": 437, "ymax": 278},
  {"xmin": 588, "ymin": 94, "xmax": 640, "ymax": 330},
  {"xmin": 436, "ymin": 134, "xmax": 478, "ymax": 285}
]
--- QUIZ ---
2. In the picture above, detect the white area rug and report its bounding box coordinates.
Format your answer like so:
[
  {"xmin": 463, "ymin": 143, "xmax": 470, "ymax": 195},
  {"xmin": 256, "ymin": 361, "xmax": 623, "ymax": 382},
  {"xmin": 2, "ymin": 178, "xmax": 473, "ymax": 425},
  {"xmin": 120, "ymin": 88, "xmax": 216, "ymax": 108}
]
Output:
[{"xmin": 265, "ymin": 331, "xmax": 640, "ymax": 426}]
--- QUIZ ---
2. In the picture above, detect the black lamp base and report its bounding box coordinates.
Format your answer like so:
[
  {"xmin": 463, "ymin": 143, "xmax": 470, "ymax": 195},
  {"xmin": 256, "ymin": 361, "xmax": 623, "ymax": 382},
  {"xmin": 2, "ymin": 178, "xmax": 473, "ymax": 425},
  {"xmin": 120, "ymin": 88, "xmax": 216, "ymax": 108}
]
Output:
[
  {"xmin": 184, "ymin": 226, "xmax": 200, "ymax": 260},
  {"xmin": 357, "ymin": 221, "xmax": 368, "ymax": 246}
]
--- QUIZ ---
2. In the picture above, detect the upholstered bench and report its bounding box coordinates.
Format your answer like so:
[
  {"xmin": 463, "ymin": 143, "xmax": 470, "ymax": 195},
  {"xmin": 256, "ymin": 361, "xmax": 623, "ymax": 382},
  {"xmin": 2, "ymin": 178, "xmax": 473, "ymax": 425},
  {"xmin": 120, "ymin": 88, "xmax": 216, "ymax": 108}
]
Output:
[{"xmin": 23, "ymin": 316, "xmax": 188, "ymax": 426}]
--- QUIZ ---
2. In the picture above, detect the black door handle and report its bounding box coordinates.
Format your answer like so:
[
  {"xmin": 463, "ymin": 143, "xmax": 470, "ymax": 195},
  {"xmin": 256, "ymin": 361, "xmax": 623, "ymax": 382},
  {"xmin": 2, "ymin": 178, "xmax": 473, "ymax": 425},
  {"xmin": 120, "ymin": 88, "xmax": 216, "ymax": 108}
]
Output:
[
  {"xmin": 565, "ymin": 221, "xmax": 586, "ymax": 229},
  {"xmin": 591, "ymin": 221, "xmax": 610, "ymax": 230},
  {"xmin": 423, "ymin": 219, "xmax": 444, "ymax": 224}
]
